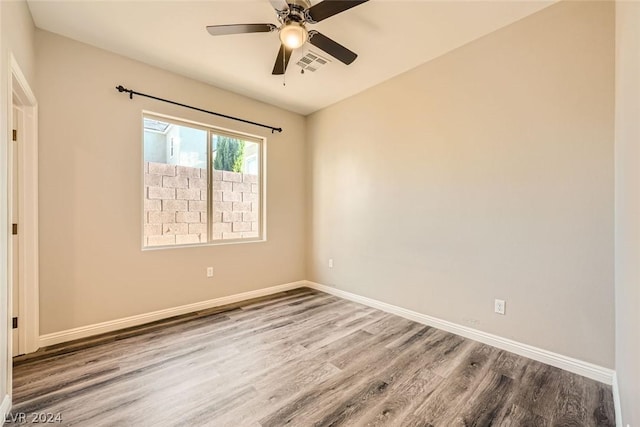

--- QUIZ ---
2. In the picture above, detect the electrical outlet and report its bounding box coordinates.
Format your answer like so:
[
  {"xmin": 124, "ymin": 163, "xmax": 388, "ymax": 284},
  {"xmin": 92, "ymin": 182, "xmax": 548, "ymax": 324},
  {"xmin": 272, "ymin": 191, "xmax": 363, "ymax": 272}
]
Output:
[
  {"xmin": 328, "ymin": 258, "xmax": 334, "ymax": 268},
  {"xmin": 206, "ymin": 267, "xmax": 213, "ymax": 278},
  {"xmin": 494, "ymin": 299, "xmax": 506, "ymax": 315}
]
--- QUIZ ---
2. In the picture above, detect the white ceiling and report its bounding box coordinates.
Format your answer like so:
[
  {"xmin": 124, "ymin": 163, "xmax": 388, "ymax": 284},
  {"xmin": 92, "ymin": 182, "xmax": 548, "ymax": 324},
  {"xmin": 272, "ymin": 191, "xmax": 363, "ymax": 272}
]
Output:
[{"xmin": 27, "ymin": 0, "xmax": 554, "ymax": 115}]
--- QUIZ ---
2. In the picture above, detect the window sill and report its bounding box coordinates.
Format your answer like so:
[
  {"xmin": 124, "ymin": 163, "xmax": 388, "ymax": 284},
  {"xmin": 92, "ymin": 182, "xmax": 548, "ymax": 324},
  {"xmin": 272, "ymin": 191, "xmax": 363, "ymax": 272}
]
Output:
[{"xmin": 141, "ymin": 237, "xmax": 267, "ymax": 251}]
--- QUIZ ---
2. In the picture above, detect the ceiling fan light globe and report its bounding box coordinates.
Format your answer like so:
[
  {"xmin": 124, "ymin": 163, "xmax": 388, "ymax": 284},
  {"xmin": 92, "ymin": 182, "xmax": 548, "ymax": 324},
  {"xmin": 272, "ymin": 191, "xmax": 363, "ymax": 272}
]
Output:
[{"xmin": 279, "ymin": 23, "xmax": 308, "ymax": 49}]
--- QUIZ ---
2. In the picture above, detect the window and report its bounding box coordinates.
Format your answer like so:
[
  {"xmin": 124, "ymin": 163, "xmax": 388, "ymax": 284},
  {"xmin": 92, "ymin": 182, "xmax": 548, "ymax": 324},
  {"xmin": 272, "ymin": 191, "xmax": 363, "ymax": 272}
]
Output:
[{"xmin": 143, "ymin": 114, "xmax": 263, "ymax": 248}]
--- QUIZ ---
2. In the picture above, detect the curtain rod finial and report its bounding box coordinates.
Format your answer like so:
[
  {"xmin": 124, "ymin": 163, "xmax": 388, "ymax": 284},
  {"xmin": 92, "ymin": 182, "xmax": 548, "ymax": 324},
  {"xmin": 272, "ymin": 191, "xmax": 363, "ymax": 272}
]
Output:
[{"xmin": 116, "ymin": 85, "xmax": 133, "ymax": 99}]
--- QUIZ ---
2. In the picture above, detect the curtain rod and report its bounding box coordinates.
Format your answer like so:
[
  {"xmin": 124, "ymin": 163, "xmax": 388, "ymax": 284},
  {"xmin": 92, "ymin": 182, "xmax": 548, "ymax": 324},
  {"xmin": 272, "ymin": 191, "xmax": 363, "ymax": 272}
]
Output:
[{"xmin": 115, "ymin": 85, "xmax": 283, "ymax": 134}]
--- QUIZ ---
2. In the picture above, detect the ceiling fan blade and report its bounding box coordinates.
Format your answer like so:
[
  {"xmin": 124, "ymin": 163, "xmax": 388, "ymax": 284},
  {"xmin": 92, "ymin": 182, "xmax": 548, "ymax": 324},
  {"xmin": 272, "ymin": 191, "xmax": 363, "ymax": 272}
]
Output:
[
  {"xmin": 206, "ymin": 23, "xmax": 277, "ymax": 36},
  {"xmin": 272, "ymin": 44, "xmax": 293, "ymax": 75},
  {"xmin": 305, "ymin": 0, "xmax": 368, "ymax": 23},
  {"xmin": 308, "ymin": 31, "xmax": 357, "ymax": 65}
]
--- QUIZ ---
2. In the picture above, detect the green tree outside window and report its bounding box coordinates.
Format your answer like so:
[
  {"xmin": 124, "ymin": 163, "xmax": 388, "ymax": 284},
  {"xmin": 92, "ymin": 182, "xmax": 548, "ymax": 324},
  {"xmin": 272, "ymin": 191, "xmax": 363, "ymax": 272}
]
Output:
[{"xmin": 214, "ymin": 136, "xmax": 245, "ymax": 172}]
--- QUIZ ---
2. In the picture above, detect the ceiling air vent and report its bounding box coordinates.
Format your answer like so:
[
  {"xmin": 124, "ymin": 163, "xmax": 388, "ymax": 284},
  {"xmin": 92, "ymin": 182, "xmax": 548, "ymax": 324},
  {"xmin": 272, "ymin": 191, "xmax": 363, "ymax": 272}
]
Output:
[{"xmin": 296, "ymin": 51, "xmax": 331, "ymax": 72}]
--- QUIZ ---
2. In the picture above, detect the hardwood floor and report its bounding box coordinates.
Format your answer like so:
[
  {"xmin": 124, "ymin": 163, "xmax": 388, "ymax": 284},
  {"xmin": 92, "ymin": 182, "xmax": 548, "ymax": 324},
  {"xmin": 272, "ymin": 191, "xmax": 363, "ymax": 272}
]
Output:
[{"xmin": 10, "ymin": 288, "xmax": 614, "ymax": 426}]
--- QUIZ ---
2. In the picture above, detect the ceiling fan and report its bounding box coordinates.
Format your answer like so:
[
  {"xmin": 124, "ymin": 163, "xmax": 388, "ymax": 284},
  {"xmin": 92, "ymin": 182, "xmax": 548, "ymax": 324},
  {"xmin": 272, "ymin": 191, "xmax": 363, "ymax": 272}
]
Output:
[{"xmin": 206, "ymin": 0, "xmax": 369, "ymax": 75}]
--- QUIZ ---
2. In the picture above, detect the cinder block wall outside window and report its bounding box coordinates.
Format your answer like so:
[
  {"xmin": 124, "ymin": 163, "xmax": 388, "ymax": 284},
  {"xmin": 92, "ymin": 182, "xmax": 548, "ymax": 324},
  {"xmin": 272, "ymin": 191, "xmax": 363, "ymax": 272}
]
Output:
[{"xmin": 143, "ymin": 162, "xmax": 258, "ymax": 246}]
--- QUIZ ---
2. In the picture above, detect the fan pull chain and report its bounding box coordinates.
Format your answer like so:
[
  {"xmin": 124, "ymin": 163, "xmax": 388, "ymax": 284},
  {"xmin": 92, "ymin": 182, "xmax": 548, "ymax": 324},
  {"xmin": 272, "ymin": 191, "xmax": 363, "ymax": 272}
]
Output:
[{"xmin": 282, "ymin": 48, "xmax": 287, "ymax": 86}]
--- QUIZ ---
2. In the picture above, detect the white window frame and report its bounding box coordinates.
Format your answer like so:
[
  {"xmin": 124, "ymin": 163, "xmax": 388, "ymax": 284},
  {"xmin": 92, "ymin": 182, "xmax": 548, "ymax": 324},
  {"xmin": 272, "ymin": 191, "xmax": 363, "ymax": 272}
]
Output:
[{"xmin": 142, "ymin": 112, "xmax": 266, "ymax": 249}]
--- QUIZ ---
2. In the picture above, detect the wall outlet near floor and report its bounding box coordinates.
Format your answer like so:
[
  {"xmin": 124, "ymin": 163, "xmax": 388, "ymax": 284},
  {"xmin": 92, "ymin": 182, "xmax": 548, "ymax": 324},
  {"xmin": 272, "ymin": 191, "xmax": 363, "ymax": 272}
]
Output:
[
  {"xmin": 328, "ymin": 258, "xmax": 334, "ymax": 268},
  {"xmin": 494, "ymin": 299, "xmax": 506, "ymax": 315},
  {"xmin": 206, "ymin": 267, "xmax": 214, "ymax": 278}
]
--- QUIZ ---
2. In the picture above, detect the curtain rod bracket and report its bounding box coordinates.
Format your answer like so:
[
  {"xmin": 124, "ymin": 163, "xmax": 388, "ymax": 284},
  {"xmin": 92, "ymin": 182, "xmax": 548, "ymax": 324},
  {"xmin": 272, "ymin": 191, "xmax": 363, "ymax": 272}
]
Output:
[{"xmin": 115, "ymin": 84, "xmax": 282, "ymax": 133}]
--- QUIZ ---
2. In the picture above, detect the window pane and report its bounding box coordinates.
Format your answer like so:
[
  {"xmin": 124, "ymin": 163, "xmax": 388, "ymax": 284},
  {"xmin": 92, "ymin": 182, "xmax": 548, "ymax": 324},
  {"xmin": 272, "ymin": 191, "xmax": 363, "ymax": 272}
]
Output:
[
  {"xmin": 143, "ymin": 118, "xmax": 208, "ymax": 247},
  {"xmin": 211, "ymin": 134, "xmax": 260, "ymax": 240}
]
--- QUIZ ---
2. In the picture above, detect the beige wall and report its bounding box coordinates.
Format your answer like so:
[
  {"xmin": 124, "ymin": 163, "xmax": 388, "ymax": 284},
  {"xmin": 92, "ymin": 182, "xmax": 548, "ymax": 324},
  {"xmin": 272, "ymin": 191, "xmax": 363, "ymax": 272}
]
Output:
[
  {"xmin": 0, "ymin": 0, "xmax": 37, "ymax": 410},
  {"xmin": 36, "ymin": 31, "xmax": 306, "ymax": 334},
  {"xmin": 615, "ymin": 1, "xmax": 640, "ymax": 424},
  {"xmin": 307, "ymin": 1, "xmax": 615, "ymax": 367},
  {"xmin": 1, "ymin": 1, "xmax": 36, "ymax": 86}
]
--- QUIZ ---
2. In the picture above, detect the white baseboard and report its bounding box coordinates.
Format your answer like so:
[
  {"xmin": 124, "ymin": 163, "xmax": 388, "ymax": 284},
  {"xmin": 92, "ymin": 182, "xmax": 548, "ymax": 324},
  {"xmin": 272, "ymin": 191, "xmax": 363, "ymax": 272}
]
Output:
[
  {"xmin": 0, "ymin": 394, "xmax": 10, "ymax": 426},
  {"xmin": 37, "ymin": 279, "xmax": 615, "ymax": 387},
  {"xmin": 305, "ymin": 281, "xmax": 615, "ymax": 385},
  {"xmin": 39, "ymin": 281, "xmax": 306, "ymax": 348},
  {"xmin": 612, "ymin": 372, "xmax": 623, "ymax": 427}
]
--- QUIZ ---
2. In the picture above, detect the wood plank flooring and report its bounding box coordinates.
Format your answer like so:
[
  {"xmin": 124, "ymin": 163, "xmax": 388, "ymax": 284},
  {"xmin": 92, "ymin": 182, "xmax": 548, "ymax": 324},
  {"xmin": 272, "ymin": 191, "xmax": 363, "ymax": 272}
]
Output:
[{"xmin": 9, "ymin": 288, "xmax": 615, "ymax": 426}]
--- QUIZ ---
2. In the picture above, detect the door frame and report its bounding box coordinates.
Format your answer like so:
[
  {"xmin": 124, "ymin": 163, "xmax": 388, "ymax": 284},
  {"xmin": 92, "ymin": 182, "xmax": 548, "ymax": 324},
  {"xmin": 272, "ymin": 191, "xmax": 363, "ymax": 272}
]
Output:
[{"xmin": 8, "ymin": 53, "xmax": 39, "ymax": 361}]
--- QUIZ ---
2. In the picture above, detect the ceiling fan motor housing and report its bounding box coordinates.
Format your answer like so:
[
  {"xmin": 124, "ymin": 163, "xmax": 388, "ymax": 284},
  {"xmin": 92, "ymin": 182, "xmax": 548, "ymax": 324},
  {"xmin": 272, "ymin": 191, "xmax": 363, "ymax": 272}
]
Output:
[
  {"xmin": 281, "ymin": 0, "xmax": 311, "ymax": 24},
  {"xmin": 288, "ymin": 0, "xmax": 312, "ymax": 13}
]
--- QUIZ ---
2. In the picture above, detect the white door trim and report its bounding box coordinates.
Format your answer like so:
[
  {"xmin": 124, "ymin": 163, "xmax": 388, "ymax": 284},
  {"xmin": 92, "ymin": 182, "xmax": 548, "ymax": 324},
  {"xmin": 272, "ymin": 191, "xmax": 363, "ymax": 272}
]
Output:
[
  {"xmin": 8, "ymin": 53, "xmax": 39, "ymax": 357},
  {"xmin": 0, "ymin": 394, "xmax": 11, "ymax": 425}
]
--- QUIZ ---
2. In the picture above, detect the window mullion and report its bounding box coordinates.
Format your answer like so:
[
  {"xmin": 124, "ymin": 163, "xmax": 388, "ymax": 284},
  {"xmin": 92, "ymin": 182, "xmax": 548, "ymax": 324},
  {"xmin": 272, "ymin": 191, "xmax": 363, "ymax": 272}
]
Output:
[{"xmin": 207, "ymin": 131, "xmax": 213, "ymax": 242}]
